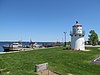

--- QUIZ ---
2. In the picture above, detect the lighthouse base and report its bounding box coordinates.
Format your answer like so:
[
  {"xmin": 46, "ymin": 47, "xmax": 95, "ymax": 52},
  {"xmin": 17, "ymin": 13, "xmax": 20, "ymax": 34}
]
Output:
[{"xmin": 71, "ymin": 36, "xmax": 85, "ymax": 50}]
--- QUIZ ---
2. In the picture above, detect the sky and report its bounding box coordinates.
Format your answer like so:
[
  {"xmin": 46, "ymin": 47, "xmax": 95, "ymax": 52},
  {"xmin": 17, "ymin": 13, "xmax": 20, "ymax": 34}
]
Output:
[{"xmin": 0, "ymin": 0, "xmax": 100, "ymax": 42}]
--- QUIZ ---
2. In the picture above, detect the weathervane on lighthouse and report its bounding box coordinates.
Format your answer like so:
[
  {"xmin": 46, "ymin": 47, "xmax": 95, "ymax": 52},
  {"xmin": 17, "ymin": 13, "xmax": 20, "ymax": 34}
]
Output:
[
  {"xmin": 76, "ymin": 21, "xmax": 78, "ymax": 24},
  {"xmin": 70, "ymin": 21, "xmax": 85, "ymax": 50}
]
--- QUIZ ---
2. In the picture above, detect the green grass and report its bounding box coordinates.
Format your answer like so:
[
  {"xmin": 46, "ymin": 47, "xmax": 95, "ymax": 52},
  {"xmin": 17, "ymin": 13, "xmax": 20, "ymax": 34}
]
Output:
[{"xmin": 0, "ymin": 47, "xmax": 100, "ymax": 75}]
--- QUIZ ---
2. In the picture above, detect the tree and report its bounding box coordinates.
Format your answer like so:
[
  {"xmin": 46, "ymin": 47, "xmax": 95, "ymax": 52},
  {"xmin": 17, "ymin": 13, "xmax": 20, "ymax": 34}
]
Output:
[{"xmin": 88, "ymin": 30, "xmax": 99, "ymax": 45}]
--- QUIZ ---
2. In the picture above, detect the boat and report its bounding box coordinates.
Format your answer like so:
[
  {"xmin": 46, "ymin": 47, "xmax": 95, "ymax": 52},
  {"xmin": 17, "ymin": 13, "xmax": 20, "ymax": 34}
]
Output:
[
  {"xmin": 3, "ymin": 42, "xmax": 22, "ymax": 52},
  {"xmin": 32, "ymin": 42, "xmax": 43, "ymax": 48},
  {"xmin": 29, "ymin": 41, "xmax": 43, "ymax": 48}
]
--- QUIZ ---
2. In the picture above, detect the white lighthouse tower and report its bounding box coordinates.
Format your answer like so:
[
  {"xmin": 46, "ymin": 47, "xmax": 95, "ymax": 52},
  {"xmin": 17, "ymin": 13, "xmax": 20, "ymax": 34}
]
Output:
[{"xmin": 70, "ymin": 21, "xmax": 85, "ymax": 50}]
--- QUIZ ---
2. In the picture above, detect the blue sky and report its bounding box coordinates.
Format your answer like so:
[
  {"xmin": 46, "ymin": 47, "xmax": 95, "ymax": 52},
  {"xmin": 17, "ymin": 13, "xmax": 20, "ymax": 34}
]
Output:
[{"xmin": 0, "ymin": 0, "xmax": 100, "ymax": 42}]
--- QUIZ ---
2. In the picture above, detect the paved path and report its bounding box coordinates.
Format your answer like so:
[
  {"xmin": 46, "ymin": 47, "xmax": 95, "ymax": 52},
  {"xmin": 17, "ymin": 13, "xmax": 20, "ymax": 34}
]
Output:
[
  {"xmin": 85, "ymin": 45, "xmax": 100, "ymax": 47},
  {"xmin": 0, "ymin": 47, "xmax": 55, "ymax": 54},
  {"xmin": 92, "ymin": 56, "xmax": 100, "ymax": 64}
]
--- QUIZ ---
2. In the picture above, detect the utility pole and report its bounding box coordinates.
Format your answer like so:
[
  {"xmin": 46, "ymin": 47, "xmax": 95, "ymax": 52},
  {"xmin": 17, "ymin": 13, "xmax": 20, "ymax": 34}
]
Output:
[{"xmin": 64, "ymin": 32, "xmax": 67, "ymax": 47}]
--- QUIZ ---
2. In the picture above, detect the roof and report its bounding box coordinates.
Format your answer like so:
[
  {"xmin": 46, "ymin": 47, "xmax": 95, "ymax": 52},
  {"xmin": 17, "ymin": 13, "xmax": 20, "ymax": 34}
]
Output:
[{"xmin": 73, "ymin": 24, "xmax": 82, "ymax": 27}]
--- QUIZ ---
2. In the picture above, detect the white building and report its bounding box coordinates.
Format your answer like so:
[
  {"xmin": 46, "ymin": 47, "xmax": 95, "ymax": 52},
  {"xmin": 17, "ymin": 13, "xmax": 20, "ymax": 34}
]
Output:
[{"xmin": 70, "ymin": 21, "xmax": 85, "ymax": 50}]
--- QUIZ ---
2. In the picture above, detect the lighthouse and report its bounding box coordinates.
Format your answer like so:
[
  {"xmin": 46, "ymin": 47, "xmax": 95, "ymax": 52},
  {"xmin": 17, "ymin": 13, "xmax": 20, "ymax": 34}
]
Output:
[{"xmin": 70, "ymin": 21, "xmax": 85, "ymax": 50}]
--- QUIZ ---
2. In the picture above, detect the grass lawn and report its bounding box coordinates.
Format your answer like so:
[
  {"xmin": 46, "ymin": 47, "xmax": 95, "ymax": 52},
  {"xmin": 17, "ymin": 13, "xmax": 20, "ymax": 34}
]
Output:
[{"xmin": 0, "ymin": 47, "xmax": 100, "ymax": 75}]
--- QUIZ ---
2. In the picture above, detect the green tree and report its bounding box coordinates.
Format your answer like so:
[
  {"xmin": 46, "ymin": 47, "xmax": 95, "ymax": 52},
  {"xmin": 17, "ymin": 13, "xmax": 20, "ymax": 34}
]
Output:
[{"xmin": 88, "ymin": 30, "xmax": 99, "ymax": 45}]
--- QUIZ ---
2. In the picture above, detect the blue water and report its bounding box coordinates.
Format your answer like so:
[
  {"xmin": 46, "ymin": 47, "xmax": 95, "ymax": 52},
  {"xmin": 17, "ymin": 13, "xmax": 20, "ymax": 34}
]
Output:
[
  {"xmin": 0, "ymin": 47, "xmax": 4, "ymax": 52},
  {"xmin": 0, "ymin": 42, "xmax": 55, "ymax": 52},
  {"xmin": 0, "ymin": 42, "xmax": 28, "ymax": 52}
]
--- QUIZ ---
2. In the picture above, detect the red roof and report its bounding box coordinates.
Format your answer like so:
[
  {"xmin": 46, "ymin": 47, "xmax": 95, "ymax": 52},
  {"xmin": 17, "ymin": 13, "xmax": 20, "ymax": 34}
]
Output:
[{"xmin": 73, "ymin": 24, "xmax": 82, "ymax": 27}]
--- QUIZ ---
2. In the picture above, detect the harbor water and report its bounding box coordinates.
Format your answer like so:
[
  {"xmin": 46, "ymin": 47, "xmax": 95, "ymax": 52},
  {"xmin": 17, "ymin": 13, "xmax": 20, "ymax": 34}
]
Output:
[{"xmin": 0, "ymin": 42, "xmax": 55, "ymax": 52}]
